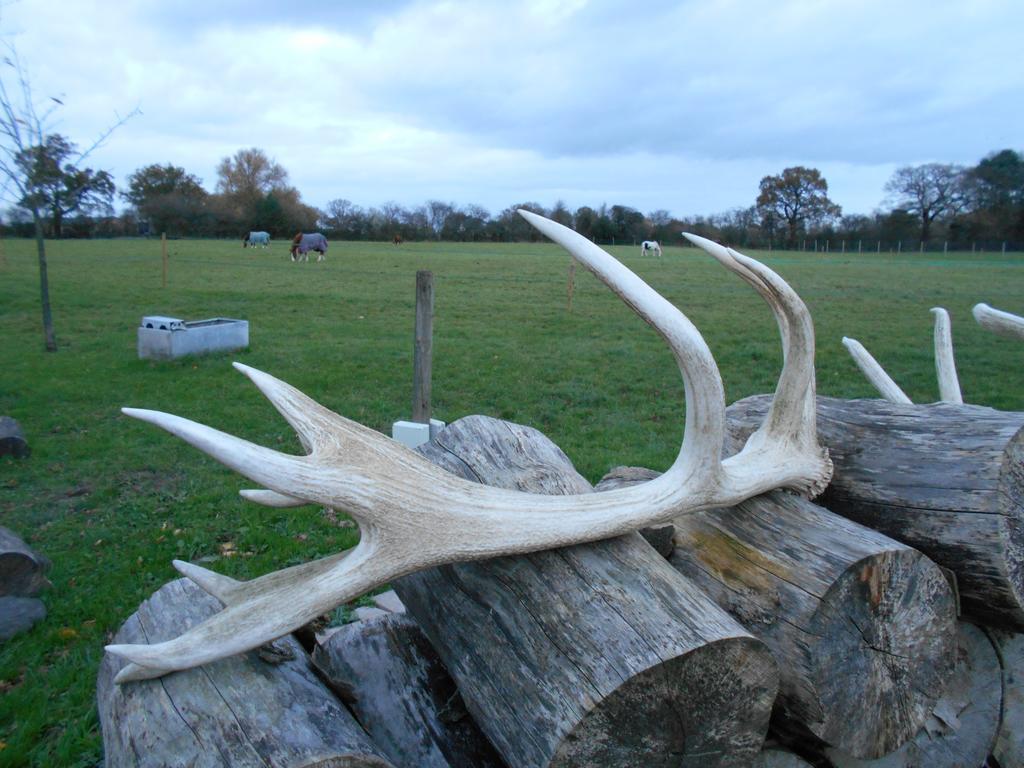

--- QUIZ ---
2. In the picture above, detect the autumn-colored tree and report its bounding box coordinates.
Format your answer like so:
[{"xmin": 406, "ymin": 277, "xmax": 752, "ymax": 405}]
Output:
[
  {"xmin": 216, "ymin": 148, "xmax": 288, "ymax": 204},
  {"xmin": 756, "ymin": 167, "xmax": 841, "ymax": 247}
]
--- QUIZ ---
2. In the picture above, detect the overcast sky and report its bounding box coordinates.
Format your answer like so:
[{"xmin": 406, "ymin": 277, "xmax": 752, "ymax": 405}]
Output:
[{"xmin": 4, "ymin": 0, "xmax": 1021, "ymax": 219}]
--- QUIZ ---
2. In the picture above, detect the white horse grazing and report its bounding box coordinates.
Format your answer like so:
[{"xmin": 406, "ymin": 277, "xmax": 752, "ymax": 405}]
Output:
[
  {"xmin": 244, "ymin": 231, "xmax": 271, "ymax": 248},
  {"xmin": 641, "ymin": 240, "xmax": 662, "ymax": 257}
]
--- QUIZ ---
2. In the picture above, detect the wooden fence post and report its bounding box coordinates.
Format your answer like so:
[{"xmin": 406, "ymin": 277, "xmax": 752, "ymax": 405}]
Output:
[
  {"xmin": 161, "ymin": 233, "xmax": 168, "ymax": 288},
  {"xmin": 412, "ymin": 270, "xmax": 434, "ymax": 424},
  {"xmin": 567, "ymin": 258, "xmax": 576, "ymax": 313}
]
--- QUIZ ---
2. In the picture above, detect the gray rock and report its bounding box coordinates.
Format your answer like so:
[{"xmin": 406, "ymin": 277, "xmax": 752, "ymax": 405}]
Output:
[
  {"xmin": 353, "ymin": 606, "xmax": 389, "ymax": 622},
  {"xmin": 0, "ymin": 596, "xmax": 46, "ymax": 640},
  {"xmin": 371, "ymin": 590, "xmax": 406, "ymax": 613}
]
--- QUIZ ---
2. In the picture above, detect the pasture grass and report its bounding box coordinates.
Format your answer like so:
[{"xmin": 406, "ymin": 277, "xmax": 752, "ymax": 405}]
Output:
[{"xmin": 1, "ymin": 235, "xmax": 1022, "ymax": 765}]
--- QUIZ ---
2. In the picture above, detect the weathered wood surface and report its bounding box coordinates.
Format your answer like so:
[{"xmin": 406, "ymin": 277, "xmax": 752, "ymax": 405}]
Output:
[
  {"xmin": 986, "ymin": 628, "xmax": 1024, "ymax": 768},
  {"xmin": 600, "ymin": 468, "xmax": 956, "ymax": 759},
  {"xmin": 0, "ymin": 416, "xmax": 30, "ymax": 458},
  {"xmin": 726, "ymin": 394, "xmax": 1024, "ymax": 629},
  {"xmin": 400, "ymin": 415, "xmax": 780, "ymax": 768},
  {"xmin": 0, "ymin": 525, "xmax": 51, "ymax": 596},
  {"xmin": 97, "ymin": 579, "xmax": 394, "ymax": 768},
  {"xmin": 313, "ymin": 612, "xmax": 506, "ymax": 768},
  {"xmin": 827, "ymin": 622, "xmax": 1001, "ymax": 768},
  {"xmin": 750, "ymin": 748, "xmax": 814, "ymax": 767}
]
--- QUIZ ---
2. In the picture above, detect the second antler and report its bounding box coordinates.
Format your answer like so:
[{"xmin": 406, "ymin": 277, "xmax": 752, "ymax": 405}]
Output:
[{"xmin": 107, "ymin": 211, "xmax": 832, "ymax": 683}]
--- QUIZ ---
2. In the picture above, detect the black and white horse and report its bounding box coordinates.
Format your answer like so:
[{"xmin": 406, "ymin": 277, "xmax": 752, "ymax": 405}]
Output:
[{"xmin": 641, "ymin": 240, "xmax": 662, "ymax": 258}]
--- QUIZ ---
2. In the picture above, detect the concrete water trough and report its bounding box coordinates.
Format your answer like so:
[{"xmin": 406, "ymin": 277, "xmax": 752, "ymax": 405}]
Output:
[{"xmin": 138, "ymin": 316, "xmax": 249, "ymax": 360}]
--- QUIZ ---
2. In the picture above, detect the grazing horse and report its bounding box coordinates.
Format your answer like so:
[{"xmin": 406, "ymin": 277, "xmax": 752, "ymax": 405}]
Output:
[
  {"xmin": 392, "ymin": 234, "xmax": 403, "ymax": 245},
  {"xmin": 641, "ymin": 240, "xmax": 662, "ymax": 258},
  {"xmin": 290, "ymin": 232, "xmax": 328, "ymax": 262},
  {"xmin": 243, "ymin": 231, "xmax": 271, "ymax": 248}
]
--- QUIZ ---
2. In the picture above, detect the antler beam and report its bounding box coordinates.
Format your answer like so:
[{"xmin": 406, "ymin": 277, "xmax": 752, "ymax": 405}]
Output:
[{"xmin": 107, "ymin": 212, "xmax": 831, "ymax": 682}]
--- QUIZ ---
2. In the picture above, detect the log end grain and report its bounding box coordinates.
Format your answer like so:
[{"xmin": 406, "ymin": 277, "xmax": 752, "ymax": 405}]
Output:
[
  {"xmin": 668, "ymin": 492, "xmax": 957, "ymax": 759},
  {"xmin": 808, "ymin": 548, "xmax": 957, "ymax": 757},
  {"xmin": 550, "ymin": 635, "xmax": 779, "ymax": 768},
  {"xmin": 0, "ymin": 526, "xmax": 52, "ymax": 597},
  {"xmin": 827, "ymin": 622, "xmax": 1001, "ymax": 768},
  {"xmin": 986, "ymin": 628, "xmax": 1024, "ymax": 768},
  {"xmin": 0, "ymin": 416, "xmax": 29, "ymax": 458}
]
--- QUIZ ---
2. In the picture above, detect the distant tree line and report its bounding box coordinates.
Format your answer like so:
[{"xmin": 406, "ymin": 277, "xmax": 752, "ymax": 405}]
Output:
[{"xmin": 4, "ymin": 143, "xmax": 1022, "ymax": 251}]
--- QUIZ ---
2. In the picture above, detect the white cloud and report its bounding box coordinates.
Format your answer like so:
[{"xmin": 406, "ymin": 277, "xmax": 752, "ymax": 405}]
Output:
[{"xmin": 1, "ymin": 0, "xmax": 1019, "ymax": 217}]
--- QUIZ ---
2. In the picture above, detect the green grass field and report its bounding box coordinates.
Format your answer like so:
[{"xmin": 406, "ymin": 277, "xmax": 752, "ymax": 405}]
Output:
[{"xmin": 1, "ymin": 235, "xmax": 1022, "ymax": 765}]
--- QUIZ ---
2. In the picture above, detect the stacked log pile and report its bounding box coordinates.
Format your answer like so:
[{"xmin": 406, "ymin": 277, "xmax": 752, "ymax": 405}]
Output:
[{"xmin": 99, "ymin": 400, "xmax": 1024, "ymax": 767}]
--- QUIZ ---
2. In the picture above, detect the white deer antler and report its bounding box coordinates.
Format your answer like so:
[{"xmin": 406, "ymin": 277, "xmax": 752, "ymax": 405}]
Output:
[
  {"xmin": 974, "ymin": 303, "xmax": 1024, "ymax": 341},
  {"xmin": 843, "ymin": 306, "xmax": 963, "ymax": 404},
  {"xmin": 106, "ymin": 212, "xmax": 831, "ymax": 682}
]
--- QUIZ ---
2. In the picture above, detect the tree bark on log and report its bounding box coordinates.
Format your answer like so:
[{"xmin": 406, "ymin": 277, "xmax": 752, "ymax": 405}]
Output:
[
  {"xmin": 725, "ymin": 395, "xmax": 1024, "ymax": 629},
  {"xmin": 985, "ymin": 628, "xmax": 1024, "ymax": 768},
  {"xmin": 312, "ymin": 612, "xmax": 506, "ymax": 768},
  {"xmin": 826, "ymin": 622, "xmax": 1001, "ymax": 768},
  {"xmin": 97, "ymin": 578, "xmax": 395, "ymax": 768},
  {"xmin": 599, "ymin": 469, "xmax": 957, "ymax": 759},
  {"xmin": 0, "ymin": 525, "xmax": 51, "ymax": 596},
  {"xmin": 397, "ymin": 415, "xmax": 780, "ymax": 768}
]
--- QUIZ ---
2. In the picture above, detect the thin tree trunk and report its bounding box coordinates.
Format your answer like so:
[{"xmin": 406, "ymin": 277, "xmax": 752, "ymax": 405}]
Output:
[{"xmin": 32, "ymin": 208, "xmax": 56, "ymax": 352}]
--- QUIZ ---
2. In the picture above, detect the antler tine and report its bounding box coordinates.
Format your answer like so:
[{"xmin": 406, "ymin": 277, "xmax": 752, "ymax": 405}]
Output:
[
  {"xmin": 233, "ymin": 362, "xmax": 386, "ymax": 454},
  {"xmin": 931, "ymin": 308, "xmax": 963, "ymax": 404},
  {"xmin": 682, "ymin": 235, "xmax": 824, "ymax": 482},
  {"xmin": 841, "ymin": 337, "xmax": 913, "ymax": 404},
  {"xmin": 109, "ymin": 544, "xmax": 385, "ymax": 682},
  {"xmin": 518, "ymin": 209, "xmax": 725, "ymax": 477},
  {"xmin": 974, "ymin": 303, "xmax": 1024, "ymax": 341},
  {"xmin": 239, "ymin": 489, "xmax": 307, "ymax": 507},
  {"xmin": 121, "ymin": 407, "xmax": 343, "ymax": 509}
]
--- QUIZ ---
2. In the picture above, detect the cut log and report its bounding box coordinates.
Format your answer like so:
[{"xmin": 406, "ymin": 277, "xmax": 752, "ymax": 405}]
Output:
[
  {"xmin": 0, "ymin": 526, "xmax": 52, "ymax": 597},
  {"xmin": 312, "ymin": 612, "xmax": 506, "ymax": 768},
  {"xmin": 97, "ymin": 578, "xmax": 395, "ymax": 768},
  {"xmin": 985, "ymin": 628, "xmax": 1024, "ymax": 768},
  {"xmin": 600, "ymin": 468, "xmax": 957, "ymax": 759},
  {"xmin": 726, "ymin": 395, "xmax": 1024, "ymax": 629},
  {"xmin": 0, "ymin": 416, "xmax": 29, "ymax": 458},
  {"xmin": 398, "ymin": 415, "xmax": 780, "ymax": 768},
  {"xmin": 826, "ymin": 622, "xmax": 1001, "ymax": 768}
]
